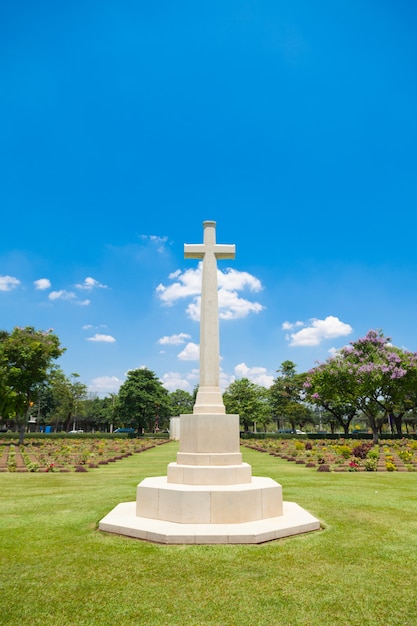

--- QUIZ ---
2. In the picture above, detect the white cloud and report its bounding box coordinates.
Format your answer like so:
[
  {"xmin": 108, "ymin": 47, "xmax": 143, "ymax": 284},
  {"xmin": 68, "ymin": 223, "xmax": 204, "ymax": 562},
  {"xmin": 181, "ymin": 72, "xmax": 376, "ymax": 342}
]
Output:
[
  {"xmin": 75, "ymin": 277, "xmax": 108, "ymax": 290},
  {"xmin": 0, "ymin": 275, "xmax": 20, "ymax": 291},
  {"xmin": 149, "ymin": 235, "xmax": 169, "ymax": 253},
  {"xmin": 218, "ymin": 268, "xmax": 263, "ymax": 293},
  {"xmin": 234, "ymin": 362, "xmax": 274, "ymax": 388},
  {"xmin": 88, "ymin": 375, "xmax": 123, "ymax": 396},
  {"xmin": 49, "ymin": 290, "xmax": 77, "ymax": 301},
  {"xmin": 217, "ymin": 287, "xmax": 264, "ymax": 320},
  {"xmin": 156, "ymin": 266, "xmax": 201, "ymax": 304},
  {"xmin": 282, "ymin": 320, "xmax": 303, "ymax": 331},
  {"xmin": 177, "ymin": 342, "xmax": 200, "ymax": 361},
  {"xmin": 158, "ymin": 333, "xmax": 191, "ymax": 345},
  {"xmin": 48, "ymin": 290, "xmax": 90, "ymax": 306},
  {"xmin": 139, "ymin": 234, "xmax": 169, "ymax": 254},
  {"xmin": 83, "ymin": 323, "xmax": 107, "ymax": 330},
  {"xmin": 185, "ymin": 290, "xmax": 264, "ymax": 322},
  {"xmin": 157, "ymin": 264, "xmax": 264, "ymax": 322},
  {"xmin": 86, "ymin": 333, "xmax": 116, "ymax": 343},
  {"xmin": 220, "ymin": 369, "xmax": 235, "ymax": 391},
  {"xmin": 34, "ymin": 278, "xmax": 51, "ymax": 290},
  {"xmin": 161, "ymin": 371, "xmax": 192, "ymax": 392},
  {"xmin": 286, "ymin": 316, "xmax": 353, "ymax": 347}
]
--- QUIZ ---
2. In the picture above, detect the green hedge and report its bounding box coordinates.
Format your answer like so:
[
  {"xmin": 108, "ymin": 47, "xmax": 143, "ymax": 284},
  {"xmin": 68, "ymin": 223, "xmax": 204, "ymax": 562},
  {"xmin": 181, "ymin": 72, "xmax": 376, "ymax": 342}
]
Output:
[
  {"xmin": 0, "ymin": 431, "xmax": 169, "ymax": 441},
  {"xmin": 240, "ymin": 432, "xmax": 417, "ymax": 441}
]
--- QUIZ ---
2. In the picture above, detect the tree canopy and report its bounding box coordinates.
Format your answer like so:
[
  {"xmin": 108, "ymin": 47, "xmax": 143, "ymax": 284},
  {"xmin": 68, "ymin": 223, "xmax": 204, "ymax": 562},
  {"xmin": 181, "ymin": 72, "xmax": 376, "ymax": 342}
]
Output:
[
  {"xmin": 117, "ymin": 368, "xmax": 171, "ymax": 432},
  {"xmin": 223, "ymin": 377, "xmax": 272, "ymax": 432},
  {"xmin": 0, "ymin": 327, "xmax": 65, "ymax": 442},
  {"xmin": 168, "ymin": 389, "xmax": 194, "ymax": 416},
  {"xmin": 268, "ymin": 361, "xmax": 313, "ymax": 431},
  {"xmin": 305, "ymin": 330, "xmax": 417, "ymax": 442}
]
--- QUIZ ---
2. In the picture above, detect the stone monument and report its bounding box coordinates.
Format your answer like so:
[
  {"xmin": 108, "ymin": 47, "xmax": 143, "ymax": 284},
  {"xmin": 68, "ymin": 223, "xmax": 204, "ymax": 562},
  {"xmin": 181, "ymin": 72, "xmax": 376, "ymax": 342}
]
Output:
[{"xmin": 99, "ymin": 220, "xmax": 320, "ymax": 543}]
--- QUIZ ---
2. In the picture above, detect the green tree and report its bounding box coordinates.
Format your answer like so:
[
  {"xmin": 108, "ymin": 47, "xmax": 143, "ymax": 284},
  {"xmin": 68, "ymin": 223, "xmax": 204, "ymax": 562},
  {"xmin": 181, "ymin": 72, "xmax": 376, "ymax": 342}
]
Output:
[
  {"xmin": 0, "ymin": 327, "xmax": 65, "ymax": 443},
  {"xmin": 169, "ymin": 389, "xmax": 194, "ymax": 416},
  {"xmin": 49, "ymin": 370, "xmax": 88, "ymax": 432},
  {"xmin": 82, "ymin": 395, "xmax": 115, "ymax": 432},
  {"xmin": 223, "ymin": 378, "xmax": 271, "ymax": 432},
  {"xmin": 118, "ymin": 368, "xmax": 171, "ymax": 433},
  {"xmin": 268, "ymin": 361, "xmax": 311, "ymax": 431},
  {"xmin": 304, "ymin": 368, "xmax": 358, "ymax": 436}
]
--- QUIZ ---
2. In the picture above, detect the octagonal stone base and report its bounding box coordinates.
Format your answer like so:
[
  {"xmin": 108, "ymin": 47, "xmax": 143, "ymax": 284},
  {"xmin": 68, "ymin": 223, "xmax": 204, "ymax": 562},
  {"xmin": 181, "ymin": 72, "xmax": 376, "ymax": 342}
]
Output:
[
  {"xmin": 136, "ymin": 475, "xmax": 282, "ymax": 523},
  {"xmin": 98, "ymin": 500, "xmax": 321, "ymax": 544}
]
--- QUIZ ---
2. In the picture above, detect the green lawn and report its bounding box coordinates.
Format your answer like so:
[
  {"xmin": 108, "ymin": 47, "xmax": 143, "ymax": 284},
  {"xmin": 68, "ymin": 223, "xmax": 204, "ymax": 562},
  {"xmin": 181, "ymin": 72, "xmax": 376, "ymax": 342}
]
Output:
[{"xmin": 1, "ymin": 441, "xmax": 417, "ymax": 626}]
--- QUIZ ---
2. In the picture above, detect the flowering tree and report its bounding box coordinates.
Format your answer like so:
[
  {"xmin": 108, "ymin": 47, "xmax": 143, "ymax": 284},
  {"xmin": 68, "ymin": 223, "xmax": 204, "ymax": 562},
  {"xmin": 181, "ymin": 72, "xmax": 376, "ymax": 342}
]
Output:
[{"xmin": 304, "ymin": 330, "xmax": 417, "ymax": 443}]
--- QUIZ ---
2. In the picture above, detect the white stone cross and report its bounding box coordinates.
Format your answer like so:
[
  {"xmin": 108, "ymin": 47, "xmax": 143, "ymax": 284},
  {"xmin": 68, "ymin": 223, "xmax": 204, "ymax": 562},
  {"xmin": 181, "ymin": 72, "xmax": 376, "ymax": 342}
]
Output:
[{"xmin": 184, "ymin": 220, "xmax": 235, "ymax": 414}]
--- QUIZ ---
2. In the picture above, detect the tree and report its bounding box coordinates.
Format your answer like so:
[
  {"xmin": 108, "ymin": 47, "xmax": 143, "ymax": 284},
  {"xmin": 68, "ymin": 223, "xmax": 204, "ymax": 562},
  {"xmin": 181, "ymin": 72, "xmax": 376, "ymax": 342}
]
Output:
[
  {"xmin": 268, "ymin": 361, "xmax": 311, "ymax": 431},
  {"xmin": 304, "ymin": 366, "xmax": 358, "ymax": 435},
  {"xmin": 223, "ymin": 378, "xmax": 271, "ymax": 432},
  {"xmin": 81, "ymin": 395, "xmax": 115, "ymax": 432},
  {"xmin": 305, "ymin": 330, "xmax": 417, "ymax": 443},
  {"xmin": 168, "ymin": 389, "xmax": 194, "ymax": 416},
  {"xmin": 0, "ymin": 327, "xmax": 65, "ymax": 443},
  {"xmin": 117, "ymin": 368, "xmax": 171, "ymax": 433},
  {"xmin": 49, "ymin": 370, "xmax": 88, "ymax": 432}
]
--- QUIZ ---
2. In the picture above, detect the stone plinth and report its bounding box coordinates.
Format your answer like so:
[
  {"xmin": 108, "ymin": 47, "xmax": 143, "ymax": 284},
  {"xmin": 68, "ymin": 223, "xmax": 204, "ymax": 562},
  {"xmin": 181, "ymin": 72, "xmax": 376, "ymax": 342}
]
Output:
[
  {"xmin": 167, "ymin": 413, "xmax": 250, "ymax": 485},
  {"xmin": 166, "ymin": 462, "xmax": 252, "ymax": 485},
  {"xmin": 136, "ymin": 476, "xmax": 282, "ymax": 523},
  {"xmin": 179, "ymin": 413, "xmax": 240, "ymax": 455}
]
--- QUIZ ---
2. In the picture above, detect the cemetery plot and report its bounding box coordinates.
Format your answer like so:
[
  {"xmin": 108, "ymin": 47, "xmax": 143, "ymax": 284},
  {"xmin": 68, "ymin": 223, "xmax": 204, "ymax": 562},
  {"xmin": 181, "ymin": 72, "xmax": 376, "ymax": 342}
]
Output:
[
  {"xmin": 0, "ymin": 437, "xmax": 169, "ymax": 472},
  {"xmin": 242, "ymin": 438, "xmax": 417, "ymax": 472}
]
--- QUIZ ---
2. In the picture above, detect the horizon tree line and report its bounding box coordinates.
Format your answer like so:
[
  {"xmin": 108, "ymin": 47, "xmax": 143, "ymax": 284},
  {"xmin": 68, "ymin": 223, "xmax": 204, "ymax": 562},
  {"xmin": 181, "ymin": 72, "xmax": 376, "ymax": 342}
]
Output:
[{"xmin": 1, "ymin": 326, "xmax": 417, "ymax": 442}]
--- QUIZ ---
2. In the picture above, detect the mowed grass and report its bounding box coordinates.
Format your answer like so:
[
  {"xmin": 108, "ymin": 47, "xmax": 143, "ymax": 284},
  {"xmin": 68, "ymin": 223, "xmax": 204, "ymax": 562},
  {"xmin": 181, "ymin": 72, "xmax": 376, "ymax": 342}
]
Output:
[{"xmin": 1, "ymin": 441, "xmax": 417, "ymax": 626}]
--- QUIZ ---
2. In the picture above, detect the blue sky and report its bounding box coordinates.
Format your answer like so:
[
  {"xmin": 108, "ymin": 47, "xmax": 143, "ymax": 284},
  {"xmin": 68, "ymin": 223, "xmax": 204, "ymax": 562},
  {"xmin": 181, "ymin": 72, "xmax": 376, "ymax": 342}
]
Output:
[{"xmin": 1, "ymin": 1, "xmax": 417, "ymax": 397}]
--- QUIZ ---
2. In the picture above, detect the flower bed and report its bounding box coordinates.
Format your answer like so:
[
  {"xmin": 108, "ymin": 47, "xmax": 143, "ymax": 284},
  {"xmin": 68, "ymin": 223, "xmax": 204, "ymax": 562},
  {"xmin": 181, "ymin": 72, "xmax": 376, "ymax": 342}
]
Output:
[
  {"xmin": 242, "ymin": 438, "xmax": 417, "ymax": 472},
  {"xmin": 0, "ymin": 438, "xmax": 169, "ymax": 472}
]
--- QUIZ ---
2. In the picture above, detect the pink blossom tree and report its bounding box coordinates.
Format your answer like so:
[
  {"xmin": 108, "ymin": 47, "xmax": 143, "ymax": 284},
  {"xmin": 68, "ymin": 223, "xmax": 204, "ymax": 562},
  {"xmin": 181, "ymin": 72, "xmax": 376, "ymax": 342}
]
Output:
[{"xmin": 304, "ymin": 330, "xmax": 417, "ymax": 443}]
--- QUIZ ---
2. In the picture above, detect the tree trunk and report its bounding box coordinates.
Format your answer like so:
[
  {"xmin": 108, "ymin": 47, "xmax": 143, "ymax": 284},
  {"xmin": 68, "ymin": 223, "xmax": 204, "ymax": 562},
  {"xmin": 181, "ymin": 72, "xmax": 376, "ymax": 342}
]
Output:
[
  {"xmin": 18, "ymin": 423, "xmax": 25, "ymax": 445},
  {"xmin": 392, "ymin": 413, "xmax": 403, "ymax": 436}
]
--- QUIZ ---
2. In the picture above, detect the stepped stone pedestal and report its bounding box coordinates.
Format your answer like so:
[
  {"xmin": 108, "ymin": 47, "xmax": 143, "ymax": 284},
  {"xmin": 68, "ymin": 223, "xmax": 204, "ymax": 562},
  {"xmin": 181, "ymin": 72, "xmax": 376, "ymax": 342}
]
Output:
[
  {"xmin": 99, "ymin": 221, "xmax": 320, "ymax": 544},
  {"xmin": 99, "ymin": 410, "xmax": 320, "ymax": 543}
]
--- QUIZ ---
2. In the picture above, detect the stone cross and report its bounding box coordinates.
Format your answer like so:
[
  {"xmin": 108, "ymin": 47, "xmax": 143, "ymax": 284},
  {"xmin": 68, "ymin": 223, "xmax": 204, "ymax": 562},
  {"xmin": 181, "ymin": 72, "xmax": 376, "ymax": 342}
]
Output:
[{"xmin": 184, "ymin": 220, "xmax": 235, "ymax": 414}]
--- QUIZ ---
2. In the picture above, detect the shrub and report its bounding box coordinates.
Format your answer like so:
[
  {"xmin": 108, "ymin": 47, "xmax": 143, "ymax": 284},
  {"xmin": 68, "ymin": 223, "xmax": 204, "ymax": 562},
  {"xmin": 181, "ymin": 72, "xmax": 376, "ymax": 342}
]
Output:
[
  {"xmin": 352, "ymin": 443, "xmax": 372, "ymax": 459},
  {"xmin": 399, "ymin": 450, "xmax": 413, "ymax": 463},
  {"xmin": 317, "ymin": 464, "xmax": 331, "ymax": 472},
  {"xmin": 337, "ymin": 445, "xmax": 352, "ymax": 459},
  {"xmin": 27, "ymin": 462, "xmax": 40, "ymax": 472},
  {"xmin": 348, "ymin": 460, "xmax": 360, "ymax": 472},
  {"xmin": 364, "ymin": 458, "xmax": 377, "ymax": 471}
]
